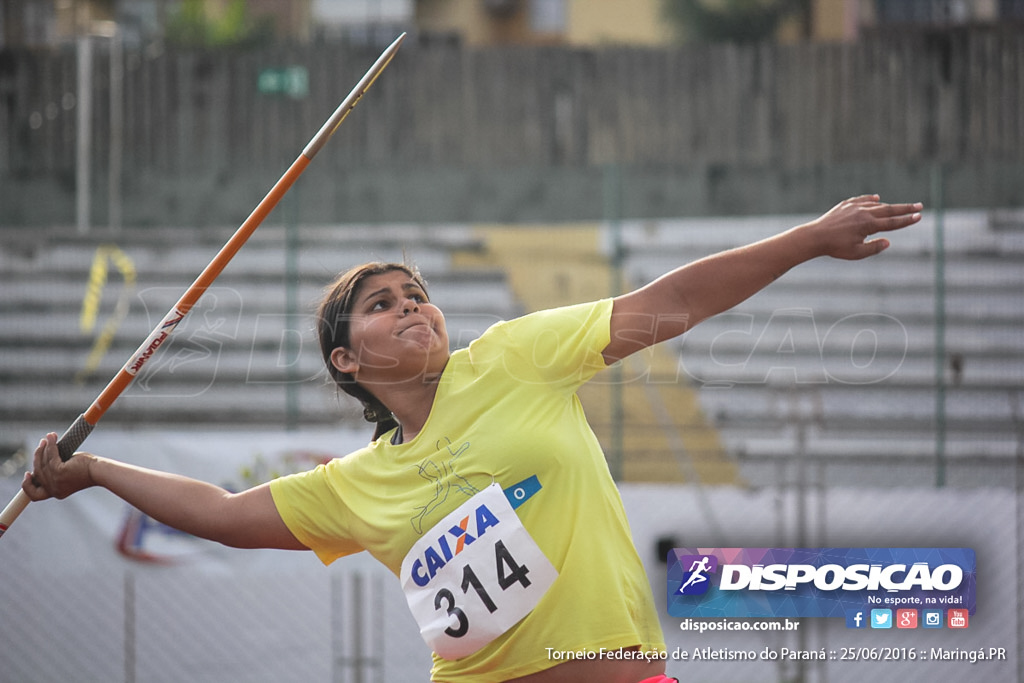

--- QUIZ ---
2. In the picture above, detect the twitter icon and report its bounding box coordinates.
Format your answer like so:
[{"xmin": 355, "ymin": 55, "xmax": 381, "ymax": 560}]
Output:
[{"xmin": 871, "ymin": 609, "xmax": 892, "ymax": 629}]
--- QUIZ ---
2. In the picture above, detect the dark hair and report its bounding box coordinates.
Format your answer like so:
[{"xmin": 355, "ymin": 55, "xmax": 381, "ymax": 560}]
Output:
[{"xmin": 316, "ymin": 262, "xmax": 428, "ymax": 440}]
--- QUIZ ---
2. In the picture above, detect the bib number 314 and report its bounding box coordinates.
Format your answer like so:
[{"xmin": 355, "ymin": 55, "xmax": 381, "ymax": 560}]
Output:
[{"xmin": 400, "ymin": 484, "xmax": 558, "ymax": 660}]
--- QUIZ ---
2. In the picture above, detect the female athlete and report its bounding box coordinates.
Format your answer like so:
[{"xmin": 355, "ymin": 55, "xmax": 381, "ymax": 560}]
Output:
[{"xmin": 24, "ymin": 195, "xmax": 922, "ymax": 682}]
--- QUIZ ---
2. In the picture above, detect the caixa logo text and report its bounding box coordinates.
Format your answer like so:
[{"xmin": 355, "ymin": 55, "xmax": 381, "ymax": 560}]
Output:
[
  {"xmin": 410, "ymin": 503, "xmax": 501, "ymax": 587},
  {"xmin": 719, "ymin": 562, "xmax": 964, "ymax": 592}
]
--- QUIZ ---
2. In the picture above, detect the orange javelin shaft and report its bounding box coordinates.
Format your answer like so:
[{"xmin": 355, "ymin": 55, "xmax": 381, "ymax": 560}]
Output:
[
  {"xmin": 0, "ymin": 33, "xmax": 406, "ymax": 540},
  {"xmin": 82, "ymin": 154, "xmax": 310, "ymax": 428}
]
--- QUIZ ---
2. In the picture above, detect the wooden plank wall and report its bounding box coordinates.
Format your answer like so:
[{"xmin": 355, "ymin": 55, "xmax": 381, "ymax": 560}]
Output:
[{"xmin": 1, "ymin": 32, "xmax": 1021, "ymax": 178}]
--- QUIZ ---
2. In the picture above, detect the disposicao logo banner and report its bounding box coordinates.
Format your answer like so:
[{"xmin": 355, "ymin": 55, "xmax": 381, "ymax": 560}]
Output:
[{"xmin": 667, "ymin": 548, "xmax": 976, "ymax": 619}]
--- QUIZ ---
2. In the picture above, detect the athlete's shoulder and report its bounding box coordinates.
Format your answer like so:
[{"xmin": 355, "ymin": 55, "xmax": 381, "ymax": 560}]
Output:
[{"xmin": 477, "ymin": 299, "xmax": 612, "ymax": 342}]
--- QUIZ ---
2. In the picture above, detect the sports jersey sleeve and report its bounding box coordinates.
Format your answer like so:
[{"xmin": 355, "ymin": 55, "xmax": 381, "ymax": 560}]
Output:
[
  {"xmin": 269, "ymin": 464, "xmax": 363, "ymax": 565},
  {"xmin": 487, "ymin": 298, "xmax": 613, "ymax": 391}
]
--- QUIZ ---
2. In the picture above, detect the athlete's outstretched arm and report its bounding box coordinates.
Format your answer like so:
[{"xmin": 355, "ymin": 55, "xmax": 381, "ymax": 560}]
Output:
[
  {"xmin": 22, "ymin": 432, "xmax": 307, "ymax": 551},
  {"xmin": 603, "ymin": 195, "xmax": 923, "ymax": 363}
]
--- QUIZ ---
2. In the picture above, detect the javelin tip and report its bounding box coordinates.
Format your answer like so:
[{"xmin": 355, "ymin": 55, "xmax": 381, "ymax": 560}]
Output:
[{"xmin": 303, "ymin": 33, "xmax": 407, "ymax": 160}]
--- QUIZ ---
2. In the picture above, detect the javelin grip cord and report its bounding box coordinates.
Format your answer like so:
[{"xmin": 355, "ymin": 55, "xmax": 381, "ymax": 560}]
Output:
[{"xmin": 57, "ymin": 415, "xmax": 96, "ymax": 463}]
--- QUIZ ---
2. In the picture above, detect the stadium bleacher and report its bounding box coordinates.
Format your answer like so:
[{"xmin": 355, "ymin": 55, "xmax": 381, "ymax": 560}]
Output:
[
  {"xmin": 2, "ymin": 209, "xmax": 1021, "ymax": 489},
  {"xmin": 0, "ymin": 223, "xmax": 522, "ymax": 439},
  {"xmin": 620, "ymin": 208, "xmax": 1024, "ymax": 487}
]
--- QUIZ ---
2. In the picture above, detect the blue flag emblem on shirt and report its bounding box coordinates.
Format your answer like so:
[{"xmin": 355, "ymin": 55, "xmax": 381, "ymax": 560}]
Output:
[{"xmin": 503, "ymin": 475, "xmax": 541, "ymax": 509}]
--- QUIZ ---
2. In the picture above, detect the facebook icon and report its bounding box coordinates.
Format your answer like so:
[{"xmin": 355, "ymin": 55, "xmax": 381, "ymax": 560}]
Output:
[{"xmin": 845, "ymin": 609, "xmax": 867, "ymax": 629}]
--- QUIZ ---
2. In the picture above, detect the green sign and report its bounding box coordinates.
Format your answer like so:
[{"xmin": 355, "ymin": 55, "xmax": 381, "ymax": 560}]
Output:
[{"xmin": 258, "ymin": 66, "xmax": 309, "ymax": 99}]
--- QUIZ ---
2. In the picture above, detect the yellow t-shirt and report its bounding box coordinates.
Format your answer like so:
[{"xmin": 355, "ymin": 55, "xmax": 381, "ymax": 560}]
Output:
[{"xmin": 270, "ymin": 299, "xmax": 665, "ymax": 681}]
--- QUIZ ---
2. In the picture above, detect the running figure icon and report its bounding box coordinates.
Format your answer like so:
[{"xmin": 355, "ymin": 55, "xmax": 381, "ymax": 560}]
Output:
[{"xmin": 679, "ymin": 556, "xmax": 712, "ymax": 593}]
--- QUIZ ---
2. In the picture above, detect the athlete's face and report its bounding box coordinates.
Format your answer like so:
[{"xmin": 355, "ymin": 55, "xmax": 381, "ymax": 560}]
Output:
[{"xmin": 330, "ymin": 270, "xmax": 450, "ymax": 383}]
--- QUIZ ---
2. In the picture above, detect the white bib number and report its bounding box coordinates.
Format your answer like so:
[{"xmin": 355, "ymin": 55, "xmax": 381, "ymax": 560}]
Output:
[{"xmin": 399, "ymin": 483, "xmax": 558, "ymax": 660}]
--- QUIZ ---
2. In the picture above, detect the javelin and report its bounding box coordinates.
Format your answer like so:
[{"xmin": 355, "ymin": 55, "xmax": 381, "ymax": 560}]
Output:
[{"xmin": 0, "ymin": 33, "xmax": 407, "ymax": 540}]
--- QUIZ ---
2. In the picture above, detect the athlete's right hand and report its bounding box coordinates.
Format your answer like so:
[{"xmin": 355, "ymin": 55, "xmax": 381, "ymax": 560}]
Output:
[{"xmin": 22, "ymin": 432, "xmax": 96, "ymax": 501}]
